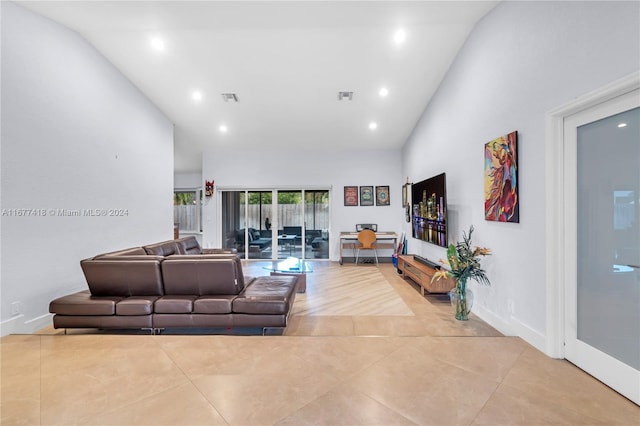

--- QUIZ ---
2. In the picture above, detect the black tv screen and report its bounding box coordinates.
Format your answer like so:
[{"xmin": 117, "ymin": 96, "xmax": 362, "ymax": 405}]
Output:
[{"xmin": 411, "ymin": 172, "xmax": 448, "ymax": 248}]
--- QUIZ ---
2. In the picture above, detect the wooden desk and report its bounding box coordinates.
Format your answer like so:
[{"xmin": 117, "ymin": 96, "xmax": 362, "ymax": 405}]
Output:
[{"xmin": 339, "ymin": 231, "xmax": 398, "ymax": 265}]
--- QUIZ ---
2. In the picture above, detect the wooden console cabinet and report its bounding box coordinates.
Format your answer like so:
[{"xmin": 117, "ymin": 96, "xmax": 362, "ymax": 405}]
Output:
[{"xmin": 397, "ymin": 254, "xmax": 455, "ymax": 295}]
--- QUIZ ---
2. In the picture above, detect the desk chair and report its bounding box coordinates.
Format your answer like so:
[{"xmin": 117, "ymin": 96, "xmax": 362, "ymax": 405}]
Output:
[{"xmin": 355, "ymin": 229, "xmax": 378, "ymax": 265}]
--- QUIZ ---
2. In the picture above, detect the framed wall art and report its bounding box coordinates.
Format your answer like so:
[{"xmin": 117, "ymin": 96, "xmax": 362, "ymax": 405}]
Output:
[
  {"xmin": 360, "ymin": 186, "xmax": 374, "ymax": 206},
  {"xmin": 484, "ymin": 130, "xmax": 519, "ymax": 223},
  {"xmin": 376, "ymin": 185, "xmax": 390, "ymax": 206},
  {"xmin": 344, "ymin": 186, "xmax": 358, "ymax": 206}
]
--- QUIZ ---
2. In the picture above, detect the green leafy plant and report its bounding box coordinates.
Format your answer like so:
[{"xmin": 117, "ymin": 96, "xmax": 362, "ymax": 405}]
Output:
[{"xmin": 432, "ymin": 225, "xmax": 491, "ymax": 292}]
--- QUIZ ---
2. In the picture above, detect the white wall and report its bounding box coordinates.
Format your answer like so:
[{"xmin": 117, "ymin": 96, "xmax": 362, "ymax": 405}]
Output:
[
  {"xmin": 174, "ymin": 172, "xmax": 202, "ymax": 190},
  {"xmin": 202, "ymin": 148, "xmax": 402, "ymax": 260},
  {"xmin": 0, "ymin": 2, "xmax": 174, "ymax": 335},
  {"xmin": 402, "ymin": 1, "xmax": 640, "ymax": 350}
]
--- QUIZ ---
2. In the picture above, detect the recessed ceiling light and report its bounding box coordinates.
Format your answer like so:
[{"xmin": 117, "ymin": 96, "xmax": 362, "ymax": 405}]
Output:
[
  {"xmin": 219, "ymin": 125, "xmax": 228, "ymax": 133},
  {"xmin": 338, "ymin": 91, "xmax": 353, "ymax": 101},
  {"xmin": 394, "ymin": 29, "xmax": 407, "ymax": 45},
  {"xmin": 221, "ymin": 93, "xmax": 238, "ymax": 102},
  {"xmin": 369, "ymin": 122, "xmax": 378, "ymax": 130},
  {"xmin": 379, "ymin": 87, "xmax": 389, "ymax": 97},
  {"xmin": 150, "ymin": 37, "xmax": 165, "ymax": 51},
  {"xmin": 618, "ymin": 122, "xmax": 627, "ymax": 128},
  {"xmin": 192, "ymin": 91, "xmax": 203, "ymax": 101}
]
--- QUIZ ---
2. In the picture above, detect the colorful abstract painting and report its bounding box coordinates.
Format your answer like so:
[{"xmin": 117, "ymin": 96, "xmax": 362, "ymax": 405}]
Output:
[{"xmin": 484, "ymin": 131, "xmax": 519, "ymax": 223}]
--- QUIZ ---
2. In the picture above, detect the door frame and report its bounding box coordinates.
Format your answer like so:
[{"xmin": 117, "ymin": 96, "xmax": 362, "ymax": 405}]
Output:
[{"xmin": 545, "ymin": 71, "xmax": 640, "ymax": 358}]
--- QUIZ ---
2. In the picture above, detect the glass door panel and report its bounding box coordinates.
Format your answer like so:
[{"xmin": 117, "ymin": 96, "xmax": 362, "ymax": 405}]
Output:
[
  {"xmin": 305, "ymin": 190, "xmax": 329, "ymax": 259},
  {"xmin": 576, "ymin": 106, "xmax": 640, "ymax": 369},
  {"xmin": 221, "ymin": 190, "xmax": 246, "ymax": 258},
  {"xmin": 277, "ymin": 190, "xmax": 303, "ymax": 259},
  {"xmin": 246, "ymin": 191, "xmax": 273, "ymax": 259},
  {"xmin": 565, "ymin": 88, "xmax": 639, "ymax": 404}
]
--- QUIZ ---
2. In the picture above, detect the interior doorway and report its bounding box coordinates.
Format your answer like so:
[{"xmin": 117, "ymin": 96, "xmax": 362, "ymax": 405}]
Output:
[{"xmin": 546, "ymin": 73, "xmax": 639, "ymax": 405}]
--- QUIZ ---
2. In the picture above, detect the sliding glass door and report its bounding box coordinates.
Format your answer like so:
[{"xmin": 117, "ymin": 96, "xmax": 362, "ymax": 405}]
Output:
[
  {"xmin": 305, "ymin": 190, "xmax": 329, "ymax": 259},
  {"xmin": 246, "ymin": 191, "xmax": 273, "ymax": 259},
  {"xmin": 220, "ymin": 188, "xmax": 329, "ymax": 260},
  {"xmin": 221, "ymin": 191, "xmax": 246, "ymax": 257},
  {"xmin": 277, "ymin": 190, "xmax": 302, "ymax": 259}
]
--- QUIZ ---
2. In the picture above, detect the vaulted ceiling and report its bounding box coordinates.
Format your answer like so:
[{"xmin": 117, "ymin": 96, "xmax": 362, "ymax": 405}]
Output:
[{"xmin": 18, "ymin": 1, "xmax": 499, "ymax": 173}]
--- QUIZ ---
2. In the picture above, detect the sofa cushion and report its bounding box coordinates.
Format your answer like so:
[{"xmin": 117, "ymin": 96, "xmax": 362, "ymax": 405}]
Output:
[
  {"xmin": 170, "ymin": 254, "xmax": 250, "ymax": 290},
  {"xmin": 81, "ymin": 257, "xmax": 165, "ymax": 297},
  {"xmin": 94, "ymin": 247, "xmax": 147, "ymax": 258},
  {"xmin": 193, "ymin": 295, "xmax": 235, "ymax": 314},
  {"xmin": 143, "ymin": 240, "xmax": 183, "ymax": 256},
  {"xmin": 201, "ymin": 248, "xmax": 238, "ymax": 254},
  {"xmin": 155, "ymin": 296, "xmax": 197, "ymax": 314},
  {"xmin": 237, "ymin": 228, "xmax": 262, "ymax": 243},
  {"xmin": 176, "ymin": 236, "xmax": 202, "ymax": 255},
  {"xmin": 53, "ymin": 315, "xmax": 152, "ymax": 330},
  {"xmin": 232, "ymin": 276, "xmax": 297, "ymax": 315},
  {"xmin": 152, "ymin": 313, "xmax": 233, "ymax": 329},
  {"xmin": 248, "ymin": 238, "xmax": 271, "ymax": 250},
  {"xmin": 116, "ymin": 296, "xmax": 159, "ymax": 316},
  {"xmin": 162, "ymin": 257, "xmax": 243, "ymax": 295},
  {"xmin": 283, "ymin": 226, "xmax": 302, "ymax": 236},
  {"xmin": 49, "ymin": 290, "xmax": 122, "ymax": 316}
]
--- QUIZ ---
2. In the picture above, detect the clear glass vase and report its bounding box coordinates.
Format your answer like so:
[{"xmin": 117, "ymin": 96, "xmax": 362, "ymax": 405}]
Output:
[{"xmin": 449, "ymin": 284, "xmax": 474, "ymax": 321}]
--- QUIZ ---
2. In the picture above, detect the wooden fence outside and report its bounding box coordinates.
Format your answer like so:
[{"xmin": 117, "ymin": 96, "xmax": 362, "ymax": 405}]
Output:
[
  {"xmin": 241, "ymin": 204, "xmax": 329, "ymax": 231},
  {"xmin": 174, "ymin": 205, "xmax": 200, "ymax": 232},
  {"xmin": 174, "ymin": 204, "xmax": 329, "ymax": 233}
]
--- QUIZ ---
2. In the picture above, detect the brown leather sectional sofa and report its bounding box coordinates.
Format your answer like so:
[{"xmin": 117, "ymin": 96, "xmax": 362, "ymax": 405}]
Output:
[{"xmin": 49, "ymin": 236, "xmax": 298, "ymax": 334}]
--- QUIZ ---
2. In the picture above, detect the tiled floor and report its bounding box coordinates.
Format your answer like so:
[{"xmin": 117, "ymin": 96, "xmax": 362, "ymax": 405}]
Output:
[{"xmin": 2, "ymin": 262, "xmax": 639, "ymax": 425}]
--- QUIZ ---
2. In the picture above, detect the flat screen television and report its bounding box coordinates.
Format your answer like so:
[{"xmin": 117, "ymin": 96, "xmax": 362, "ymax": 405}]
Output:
[{"xmin": 411, "ymin": 172, "xmax": 448, "ymax": 248}]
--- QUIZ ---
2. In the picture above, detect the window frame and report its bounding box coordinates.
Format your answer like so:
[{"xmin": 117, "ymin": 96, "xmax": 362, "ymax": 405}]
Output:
[{"xmin": 173, "ymin": 188, "xmax": 203, "ymax": 233}]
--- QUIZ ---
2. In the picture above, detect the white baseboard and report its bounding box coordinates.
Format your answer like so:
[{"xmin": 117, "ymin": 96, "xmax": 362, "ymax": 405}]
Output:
[
  {"xmin": 25, "ymin": 313, "xmax": 54, "ymax": 332},
  {"xmin": 0, "ymin": 313, "xmax": 53, "ymax": 337},
  {"xmin": 0, "ymin": 315, "xmax": 23, "ymax": 336},
  {"xmin": 472, "ymin": 305, "xmax": 514, "ymax": 335},
  {"xmin": 474, "ymin": 305, "xmax": 547, "ymax": 354},
  {"xmin": 508, "ymin": 315, "xmax": 547, "ymax": 354}
]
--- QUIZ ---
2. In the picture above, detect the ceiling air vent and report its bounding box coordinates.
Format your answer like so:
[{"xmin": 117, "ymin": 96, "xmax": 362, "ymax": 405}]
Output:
[
  {"xmin": 337, "ymin": 91, "xmax": 353, "ymax": 101},
  {"xmin": 221, "ymin": 93, "xmax": 239, "ymax": 102}
]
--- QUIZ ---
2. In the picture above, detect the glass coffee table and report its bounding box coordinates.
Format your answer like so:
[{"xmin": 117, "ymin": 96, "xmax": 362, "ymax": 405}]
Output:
[{"xmin": 263, "ymin": 257, "xmax": 312, "ymax": 293}]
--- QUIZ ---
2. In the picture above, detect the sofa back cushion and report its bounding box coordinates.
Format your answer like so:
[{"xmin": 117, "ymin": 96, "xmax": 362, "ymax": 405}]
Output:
[
  {"xmin": 176, "ymin": 236, "xmax": 202, "ymax": 254},
  {"xmin": 236, "ymin": 228, "xmax": 262, "ymax": 243},
  {"xmin": 93, "ymin": 246, "xmax": 147, "ymax": 258},
  {"xmin": 283, "ymin": 226, "xmax": 302, "ymax": 236},
  {"xmin": 143, "ymin": 240, "xmax": 183, "ymax": 256},
  {"xmin": 81, "ymin": 257, "xmax": 165, "ymax": 297},
  {"xmin": 161, "ymin": 257, "xmax": 243, "ymax": 295},
  {"xmin": 168, "ymin": 254, "xmax": 247, "ymax": 290}
]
